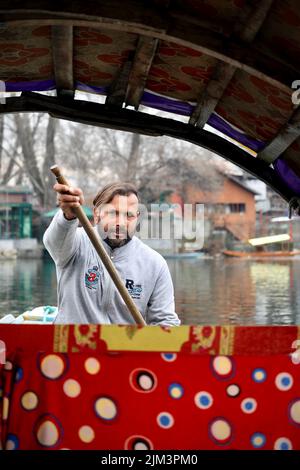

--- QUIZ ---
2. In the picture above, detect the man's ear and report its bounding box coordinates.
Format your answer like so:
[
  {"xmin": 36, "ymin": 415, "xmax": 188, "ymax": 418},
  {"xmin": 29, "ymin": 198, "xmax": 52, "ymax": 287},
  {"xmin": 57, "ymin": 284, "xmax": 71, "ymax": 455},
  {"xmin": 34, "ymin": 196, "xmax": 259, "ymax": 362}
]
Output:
[{"xmin": 93, "ymin": 207, "xmax": 100, "ymax": 225}]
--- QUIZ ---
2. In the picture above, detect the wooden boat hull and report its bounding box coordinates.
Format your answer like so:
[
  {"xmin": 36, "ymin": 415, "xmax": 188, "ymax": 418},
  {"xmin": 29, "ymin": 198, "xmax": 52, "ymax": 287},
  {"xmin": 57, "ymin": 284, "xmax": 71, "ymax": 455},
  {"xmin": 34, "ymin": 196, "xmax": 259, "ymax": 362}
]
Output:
[
  {"xmin": 223, "ymin": 249, "xmax": 300, "ymax": 258},
  {"xmin": 163, "ymin": 252, "xmax": 204, "ymax": 259}
]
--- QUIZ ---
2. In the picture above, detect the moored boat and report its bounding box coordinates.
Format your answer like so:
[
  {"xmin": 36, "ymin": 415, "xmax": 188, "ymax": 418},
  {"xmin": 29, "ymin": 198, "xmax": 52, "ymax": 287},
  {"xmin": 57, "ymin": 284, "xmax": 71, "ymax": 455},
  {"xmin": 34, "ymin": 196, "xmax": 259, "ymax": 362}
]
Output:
[
  {"xmin": 163, "ymin": 252, "xmax": 204, "ymax": 259},
  {"xmin": 223, "ymin": 233, "xmax": 300, "ymax": 258},
  {"xmin": 223, "ymin": 249, "xmax": 300, "ymax": 258}
]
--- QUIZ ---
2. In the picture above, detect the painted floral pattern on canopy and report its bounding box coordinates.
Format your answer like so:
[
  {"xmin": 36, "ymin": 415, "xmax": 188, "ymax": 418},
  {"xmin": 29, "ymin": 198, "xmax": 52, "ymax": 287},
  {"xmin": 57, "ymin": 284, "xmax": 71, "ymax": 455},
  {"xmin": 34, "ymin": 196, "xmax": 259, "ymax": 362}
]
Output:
[
  {"xmin": 146, "ymin": 41, "xmax": 217, "ymax": 102},
  {"xmin": 0, "ymin": 25, "xmax": 52, "ymax": 81},
  {"xmin": 74, "ymin": 27, "xmax": 137, "ymax": 87},
  {"xmin": 216, "ymin": 71, "xmax": 294, "ymax": 143}
]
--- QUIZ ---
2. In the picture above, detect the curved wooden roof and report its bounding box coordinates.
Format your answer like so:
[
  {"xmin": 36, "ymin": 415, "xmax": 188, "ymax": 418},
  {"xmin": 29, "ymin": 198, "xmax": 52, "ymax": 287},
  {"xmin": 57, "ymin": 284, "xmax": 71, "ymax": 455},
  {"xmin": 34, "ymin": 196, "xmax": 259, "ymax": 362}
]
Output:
[{"xmin": 1, "ymin": 1, "xmax": 300, "ymax": 207}]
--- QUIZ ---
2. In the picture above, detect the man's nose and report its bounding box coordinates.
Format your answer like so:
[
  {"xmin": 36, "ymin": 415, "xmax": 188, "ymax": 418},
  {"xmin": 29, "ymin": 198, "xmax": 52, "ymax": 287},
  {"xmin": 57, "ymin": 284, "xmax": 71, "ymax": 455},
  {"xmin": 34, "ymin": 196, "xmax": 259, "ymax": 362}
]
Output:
[{"xmin": 116, "ymin": 212, "xmax": 127, "ymax": 224}]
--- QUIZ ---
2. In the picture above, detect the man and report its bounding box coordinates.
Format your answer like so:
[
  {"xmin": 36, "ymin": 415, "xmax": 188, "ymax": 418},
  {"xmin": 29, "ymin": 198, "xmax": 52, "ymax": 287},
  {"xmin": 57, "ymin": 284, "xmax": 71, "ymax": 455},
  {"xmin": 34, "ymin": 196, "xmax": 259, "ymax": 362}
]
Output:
[{"xmin": 43, "ymin": 181, "xmax": 180, "ymax": 326}]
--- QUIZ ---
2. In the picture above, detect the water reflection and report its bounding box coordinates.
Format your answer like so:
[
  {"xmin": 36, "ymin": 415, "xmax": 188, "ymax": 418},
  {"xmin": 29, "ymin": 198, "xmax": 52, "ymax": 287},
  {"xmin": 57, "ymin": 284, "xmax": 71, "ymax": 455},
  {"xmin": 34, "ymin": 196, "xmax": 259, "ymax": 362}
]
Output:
[
  {"xmin": 0, "ymin": 259, "xmax": 57, "ymax": 316},
  {"xmin": 0, "ymin": 257, "xmax": 300, "ymax": 324},
  {"xmin": 168, "ymin": 257, "xmax": 300, "ymax": 325}
]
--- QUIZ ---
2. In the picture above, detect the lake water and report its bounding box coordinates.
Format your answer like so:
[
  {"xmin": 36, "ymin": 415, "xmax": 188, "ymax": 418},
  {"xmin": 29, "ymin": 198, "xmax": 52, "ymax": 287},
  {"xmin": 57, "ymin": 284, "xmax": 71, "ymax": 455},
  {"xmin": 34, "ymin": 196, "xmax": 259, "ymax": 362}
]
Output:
[{"xmin": 1, "ymin": 257, "xmax": 300, "ymax": 324}]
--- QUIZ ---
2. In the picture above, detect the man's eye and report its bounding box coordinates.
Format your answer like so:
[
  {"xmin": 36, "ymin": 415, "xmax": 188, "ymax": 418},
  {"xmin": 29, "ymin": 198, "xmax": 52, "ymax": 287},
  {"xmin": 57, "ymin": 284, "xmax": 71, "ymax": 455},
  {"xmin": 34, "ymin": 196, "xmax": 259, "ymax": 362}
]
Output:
[{"xmin": 127, "ymin": 212, "xmax": 137, "ymax": 218}]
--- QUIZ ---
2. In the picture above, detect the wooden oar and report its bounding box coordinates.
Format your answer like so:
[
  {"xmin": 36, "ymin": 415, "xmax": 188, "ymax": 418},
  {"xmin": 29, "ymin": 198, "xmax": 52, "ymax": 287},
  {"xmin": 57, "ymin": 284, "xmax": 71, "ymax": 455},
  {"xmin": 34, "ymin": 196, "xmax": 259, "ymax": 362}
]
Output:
[{"xmin": 50, "ymin": 165, "xmax": 146, "ymax": 326}]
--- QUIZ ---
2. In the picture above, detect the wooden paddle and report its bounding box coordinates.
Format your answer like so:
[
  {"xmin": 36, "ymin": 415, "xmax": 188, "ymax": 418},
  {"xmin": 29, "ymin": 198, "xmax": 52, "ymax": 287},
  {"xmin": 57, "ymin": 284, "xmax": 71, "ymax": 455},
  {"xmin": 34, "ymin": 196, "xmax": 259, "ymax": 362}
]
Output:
[{"xmin": 50, "ymin": 165, "xmax": 146, "ymax": 325}]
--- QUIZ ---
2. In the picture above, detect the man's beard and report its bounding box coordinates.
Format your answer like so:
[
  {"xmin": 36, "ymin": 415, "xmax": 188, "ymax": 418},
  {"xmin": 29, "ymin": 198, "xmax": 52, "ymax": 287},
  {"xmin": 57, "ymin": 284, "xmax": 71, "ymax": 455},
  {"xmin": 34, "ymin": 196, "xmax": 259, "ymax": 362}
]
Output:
[
  {"xmin": 97, "ymin": 225, "xmax": 132, "ymax": 249},
  {"xmin": 104, "ymin": 237, "xmax": 131, "ymax": 249}
]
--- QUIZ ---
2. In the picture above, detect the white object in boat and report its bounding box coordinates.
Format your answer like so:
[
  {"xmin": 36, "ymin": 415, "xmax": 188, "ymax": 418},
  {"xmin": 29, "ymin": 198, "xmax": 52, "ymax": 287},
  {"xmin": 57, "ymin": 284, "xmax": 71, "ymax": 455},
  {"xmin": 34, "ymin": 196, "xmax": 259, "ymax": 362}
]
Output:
[{"xmin": 0, "ymin": 306, "xmax": 58, "ymax": 324}]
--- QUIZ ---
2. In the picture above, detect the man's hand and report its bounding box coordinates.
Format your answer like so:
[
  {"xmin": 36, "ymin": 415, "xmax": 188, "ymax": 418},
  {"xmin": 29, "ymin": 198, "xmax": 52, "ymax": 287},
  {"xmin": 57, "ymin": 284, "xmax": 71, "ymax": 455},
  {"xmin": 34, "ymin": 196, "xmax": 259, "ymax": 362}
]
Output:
[{"xmin": 53, "ymin": 183, "xmax": 84, "ymax": 220}]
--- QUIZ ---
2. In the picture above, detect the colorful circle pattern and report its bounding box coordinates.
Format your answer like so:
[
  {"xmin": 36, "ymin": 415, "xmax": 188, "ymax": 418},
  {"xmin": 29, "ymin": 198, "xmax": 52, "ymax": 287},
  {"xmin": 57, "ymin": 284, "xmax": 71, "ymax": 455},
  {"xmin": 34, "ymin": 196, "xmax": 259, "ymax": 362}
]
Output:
[{"xmin": 4, "ymin": 340, "xmax": 300, "ymax": 450}]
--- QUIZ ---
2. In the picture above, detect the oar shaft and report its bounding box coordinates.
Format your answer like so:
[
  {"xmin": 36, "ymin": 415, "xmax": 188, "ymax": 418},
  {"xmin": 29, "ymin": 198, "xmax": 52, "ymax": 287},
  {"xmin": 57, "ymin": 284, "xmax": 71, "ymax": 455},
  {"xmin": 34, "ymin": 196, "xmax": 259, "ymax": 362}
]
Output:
[{"xmin": 50, "ymin": 165, "xmax": 146, "ymax": 325}]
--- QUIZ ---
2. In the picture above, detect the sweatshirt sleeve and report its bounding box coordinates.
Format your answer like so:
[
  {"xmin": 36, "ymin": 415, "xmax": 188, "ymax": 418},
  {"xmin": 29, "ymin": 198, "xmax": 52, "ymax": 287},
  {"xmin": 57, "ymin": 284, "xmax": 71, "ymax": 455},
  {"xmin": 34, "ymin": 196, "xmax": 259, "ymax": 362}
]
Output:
[
  {"xmin": 146, "ymin": 261, "xmax": 181, "ymax": 326},
  {"xmin": 43, "ymin": 210, "xmax": 81, "ymax": 268}
]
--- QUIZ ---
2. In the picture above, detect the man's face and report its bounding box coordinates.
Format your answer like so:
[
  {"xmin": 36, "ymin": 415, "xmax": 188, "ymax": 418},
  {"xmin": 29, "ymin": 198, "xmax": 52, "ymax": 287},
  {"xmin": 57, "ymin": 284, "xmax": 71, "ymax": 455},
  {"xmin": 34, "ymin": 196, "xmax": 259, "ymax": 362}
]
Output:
[{"xmin": 94, "ymin": 193, "xmax": 139, "ymax": 247}]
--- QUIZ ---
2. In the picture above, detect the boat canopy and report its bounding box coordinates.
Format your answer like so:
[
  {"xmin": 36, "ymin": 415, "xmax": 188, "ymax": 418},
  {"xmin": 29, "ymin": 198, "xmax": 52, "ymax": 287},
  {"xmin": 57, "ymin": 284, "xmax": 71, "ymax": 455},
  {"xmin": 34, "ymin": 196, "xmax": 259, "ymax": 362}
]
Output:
[
  {"xmin": 248, "ymin": 234, "xmax": 291, "ymax": 246},
  {"xmin": 1, "ymin": 1, "xmax": 300, "ymax": 209}
]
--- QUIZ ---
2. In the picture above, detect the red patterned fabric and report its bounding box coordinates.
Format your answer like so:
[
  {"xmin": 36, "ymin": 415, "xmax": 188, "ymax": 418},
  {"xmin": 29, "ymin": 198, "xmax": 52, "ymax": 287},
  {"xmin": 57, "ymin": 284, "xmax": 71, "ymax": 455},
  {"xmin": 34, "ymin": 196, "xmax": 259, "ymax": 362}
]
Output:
[{"xmin": 0, "ymin": 325, "xmax": 300, "ymax": 450}]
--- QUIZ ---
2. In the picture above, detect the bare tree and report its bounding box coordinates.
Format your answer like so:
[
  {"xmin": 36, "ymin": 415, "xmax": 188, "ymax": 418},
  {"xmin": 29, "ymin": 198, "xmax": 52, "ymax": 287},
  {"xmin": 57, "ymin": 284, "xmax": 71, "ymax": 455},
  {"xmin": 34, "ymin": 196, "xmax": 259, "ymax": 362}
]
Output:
[
  {"xmin": 14, "ymin": 114, "xmax": 44, "ymax": 199},
  {"xmin": 43, "ymin": 117, "xmax": 56, "ymax": 208},
  {"xmin": 56, "ymin": 124, "xmax": 166, "ymax": 193},
  {"xmin": 0, "ymin": 114, "xmax": 58, "ymax": 208},
  {"xmin": 56, "ymin": 122, "xmax": 224, "ymax": 205},
  {"xmin": 0, "ymin": 111, "xmax": 225, "ymax": 211},
  {"xmin": 0, "ymin": 115, "xmax": 24, "ymax": 185}
]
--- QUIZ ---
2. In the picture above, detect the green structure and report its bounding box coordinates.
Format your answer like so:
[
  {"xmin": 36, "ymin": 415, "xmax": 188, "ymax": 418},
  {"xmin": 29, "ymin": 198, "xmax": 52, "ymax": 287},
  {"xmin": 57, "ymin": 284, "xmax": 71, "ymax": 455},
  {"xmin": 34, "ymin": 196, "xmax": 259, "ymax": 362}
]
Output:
[
  {"xmin": 43, "ymin": 206, "xmax": 93, "ymax": 219},
  {"xmin": 0, "ymin": 187, "xmax": 33, "ymax": 239}
]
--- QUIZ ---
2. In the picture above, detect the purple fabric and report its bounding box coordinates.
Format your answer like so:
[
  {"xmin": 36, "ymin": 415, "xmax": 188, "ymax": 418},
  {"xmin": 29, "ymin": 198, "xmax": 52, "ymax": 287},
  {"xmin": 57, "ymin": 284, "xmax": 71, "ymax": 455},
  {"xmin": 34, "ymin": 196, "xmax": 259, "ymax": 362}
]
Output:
[
  {"xmin": 141, "ymin": 91, "xmax": 265, "ymax": 152},
  {"xmin": 2, "ymin": 81, "xmax": 267, "ymax": 153},
  {"xmin": 141, "ymin": 91, "xmax": 194, "ymax": 116},
  {"xmin": 274, "ymin": 158, "xmax": 300, "ymax": 196},
  {"xmin": 207, "ymin": 113, "xmax": 265, "ymax": 153},
  {"xmin": 4, "ymin": 80, "xmax": 56, "ymax": 92},
  {"xmin": 4, "ymin": 80, "xmax": 107, "ymax": 94},
  {"xmin": 75, "ymin": 82, "xmax": 107, "ymax": 95}
]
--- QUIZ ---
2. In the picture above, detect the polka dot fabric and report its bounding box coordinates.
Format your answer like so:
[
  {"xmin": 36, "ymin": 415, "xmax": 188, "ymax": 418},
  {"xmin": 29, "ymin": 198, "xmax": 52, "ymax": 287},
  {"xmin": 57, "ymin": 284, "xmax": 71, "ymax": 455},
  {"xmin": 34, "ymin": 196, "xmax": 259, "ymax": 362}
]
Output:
[{"xmin": 0, "ymin": 325, "xmax": 300, "ymax": 449}]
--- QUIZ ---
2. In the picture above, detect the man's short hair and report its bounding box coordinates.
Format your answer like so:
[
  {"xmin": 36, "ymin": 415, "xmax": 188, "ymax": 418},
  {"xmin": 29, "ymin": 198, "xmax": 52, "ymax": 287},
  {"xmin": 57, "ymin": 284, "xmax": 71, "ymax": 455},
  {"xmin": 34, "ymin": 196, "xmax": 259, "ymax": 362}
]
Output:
[{"xmin": 93, "ymin": 182, "xmax": 139, "ymax": 209}]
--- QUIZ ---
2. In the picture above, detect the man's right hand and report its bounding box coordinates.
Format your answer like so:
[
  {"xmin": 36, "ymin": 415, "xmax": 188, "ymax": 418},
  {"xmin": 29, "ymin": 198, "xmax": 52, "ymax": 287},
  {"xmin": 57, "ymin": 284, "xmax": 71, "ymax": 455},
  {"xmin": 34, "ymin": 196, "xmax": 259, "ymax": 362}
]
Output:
[{"xmin": 53, "ymin": 183, "xmax": 84, "ymax": 220}]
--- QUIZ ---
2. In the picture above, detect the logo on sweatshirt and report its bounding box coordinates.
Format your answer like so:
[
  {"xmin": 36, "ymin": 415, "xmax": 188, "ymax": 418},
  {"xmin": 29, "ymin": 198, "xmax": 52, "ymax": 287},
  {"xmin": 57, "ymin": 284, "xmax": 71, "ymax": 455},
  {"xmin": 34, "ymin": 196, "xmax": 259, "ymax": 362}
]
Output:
[
  {"xmin": 85, "ymin": 266, "xmax": 100, "ymax": 290},
  {"xmin": 125, "ymin": 279, "xmax": 142, "ymax": 299}
]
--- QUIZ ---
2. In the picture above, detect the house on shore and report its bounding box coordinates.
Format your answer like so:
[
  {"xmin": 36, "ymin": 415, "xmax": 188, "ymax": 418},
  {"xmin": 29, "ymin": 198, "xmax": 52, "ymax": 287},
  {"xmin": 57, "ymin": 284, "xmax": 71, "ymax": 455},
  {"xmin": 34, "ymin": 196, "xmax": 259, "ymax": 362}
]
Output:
[{"xmin": 168, "ymin": 173, "xmax": 258, "ymax": 252}]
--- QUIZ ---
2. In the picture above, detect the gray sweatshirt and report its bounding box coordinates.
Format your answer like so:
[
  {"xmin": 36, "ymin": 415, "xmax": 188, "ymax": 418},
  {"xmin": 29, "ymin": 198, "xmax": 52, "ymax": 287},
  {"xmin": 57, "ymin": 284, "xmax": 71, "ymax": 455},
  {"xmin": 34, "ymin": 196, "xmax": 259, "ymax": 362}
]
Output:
[{"xmin": 43, "ymin": 210, "xmax": 180, "ymax": 326}]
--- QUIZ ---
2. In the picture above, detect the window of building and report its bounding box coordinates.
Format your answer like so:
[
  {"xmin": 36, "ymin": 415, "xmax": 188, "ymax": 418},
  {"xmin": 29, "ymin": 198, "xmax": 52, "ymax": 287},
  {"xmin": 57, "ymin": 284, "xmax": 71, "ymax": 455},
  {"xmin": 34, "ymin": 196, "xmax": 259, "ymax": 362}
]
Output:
[{"xmin": 229, "ymin": 203, "xmax": 246, "ymax": 213}]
